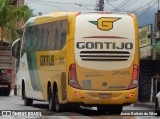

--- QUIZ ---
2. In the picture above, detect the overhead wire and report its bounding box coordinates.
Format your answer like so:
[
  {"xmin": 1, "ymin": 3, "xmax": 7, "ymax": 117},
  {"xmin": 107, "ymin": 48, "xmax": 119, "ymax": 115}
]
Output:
[
  {"xmin": 118, "ymin": 0, "xmax": 133, "ymax": 10},
  {"xmin": 119, "ymin": 0, "xmax": 139, "ymax": 10},
  {"xmin": 116, "ymin": 0, "xmax": 126, "ymax": 9},
  {"xmin": 105, "ymin": 0, "xmax": 120, "ymax": 11},
  {"xmin": 131, "ymin": 0, "xmax": 156, "ymax": 13},
  {"xmin": 26, "ymin": 0, "xmax": 158, "ymax": 19},
  {"xmin": 26, "ymin": 0, "xmax": 93, "ymax": 11},
  {"xmin": 26, "ymin": 0, "xmax": 95, "ymax": 6},
  {"xmin": 138, "ymin": 7, "xmax": 156, "ymax": 26},
  {"xmin": 27, "ymin": 2, "xmax": 68, "ymax": 11},
  {"xmin": 137, "ymin": 1, "xmax": 157, "ymax": 17}
]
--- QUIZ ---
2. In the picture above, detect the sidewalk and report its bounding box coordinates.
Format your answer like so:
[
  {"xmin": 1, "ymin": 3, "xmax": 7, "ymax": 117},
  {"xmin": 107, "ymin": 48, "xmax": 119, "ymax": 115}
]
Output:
[{"xmin": 134, "ymin": 102, "xmax": 155, "ymax": 109}]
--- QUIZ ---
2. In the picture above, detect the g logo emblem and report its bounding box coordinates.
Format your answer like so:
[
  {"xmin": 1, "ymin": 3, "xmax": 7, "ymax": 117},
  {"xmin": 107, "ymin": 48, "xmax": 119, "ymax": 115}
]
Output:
[{"xmin": 89, "ymin": 17, "xmax": 120, "ymax": 31}]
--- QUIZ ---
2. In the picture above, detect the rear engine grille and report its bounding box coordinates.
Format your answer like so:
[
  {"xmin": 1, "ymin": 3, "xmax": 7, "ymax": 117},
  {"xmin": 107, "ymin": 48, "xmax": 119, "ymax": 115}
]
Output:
[{"xmin": 80, "ymin": 51, "xmax": 130, "ymax": 61}]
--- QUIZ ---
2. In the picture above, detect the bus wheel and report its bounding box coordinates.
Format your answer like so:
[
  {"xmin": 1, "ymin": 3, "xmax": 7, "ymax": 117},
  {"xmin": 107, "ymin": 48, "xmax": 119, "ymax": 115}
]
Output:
[
  {"xmin": 22, "ymin": 81, "xmax": 25, "ymax": 99},
  {"xmin": 48, "ymin": 86, "xmax": 54, "ymax": 111},
  {"xmin": 54, "ymin": 90, "xmax": 63, "ymax": 112},
  {"xmin": 23, "ymin": 89, "xmax": 33, "ymax": 106}
]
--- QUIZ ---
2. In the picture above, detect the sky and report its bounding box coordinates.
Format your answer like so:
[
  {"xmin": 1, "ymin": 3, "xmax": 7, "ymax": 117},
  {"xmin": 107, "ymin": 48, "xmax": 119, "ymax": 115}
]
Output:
[{"xmin": 25, "ymin": 0, "xmax": 159, "ymax": 27}]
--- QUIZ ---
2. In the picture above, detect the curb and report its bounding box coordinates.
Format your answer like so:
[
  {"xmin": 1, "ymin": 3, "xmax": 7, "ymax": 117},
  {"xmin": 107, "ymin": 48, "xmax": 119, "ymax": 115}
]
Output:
[{"xmin": 134, "ymin": 102, "xmax": 155, "ymax": 109}]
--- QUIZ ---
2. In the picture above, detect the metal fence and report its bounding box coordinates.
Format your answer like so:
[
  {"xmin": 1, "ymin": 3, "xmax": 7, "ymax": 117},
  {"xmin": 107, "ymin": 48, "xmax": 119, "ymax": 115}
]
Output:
[{"xmin": 150, "ymin": 76, "xmax": 160, "ymax": 102}]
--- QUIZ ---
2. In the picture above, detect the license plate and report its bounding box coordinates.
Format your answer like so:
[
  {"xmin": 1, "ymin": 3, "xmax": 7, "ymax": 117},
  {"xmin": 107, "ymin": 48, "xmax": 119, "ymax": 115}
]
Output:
[{"xmin": 99, "ymin": 93, "xmax": 111, "ymax": 99}]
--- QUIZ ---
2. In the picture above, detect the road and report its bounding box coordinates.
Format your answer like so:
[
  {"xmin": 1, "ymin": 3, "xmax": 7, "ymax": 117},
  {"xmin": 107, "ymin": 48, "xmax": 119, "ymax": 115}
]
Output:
[{"xmin": 0, "ymin": 95, "xmax": 159, "ymax": 119}]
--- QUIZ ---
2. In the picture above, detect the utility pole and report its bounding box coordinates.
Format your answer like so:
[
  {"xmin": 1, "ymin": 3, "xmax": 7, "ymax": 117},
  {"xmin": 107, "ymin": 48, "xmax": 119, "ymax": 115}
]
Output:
[
  {"xmin": 158, "ymin": 0, "xmax": 160, "ymax": 10},
  {"xmin": 95, "ymin": 0, "xmax": 104, "ymax": 11},
  {"xmin": 99, "ymin": 0, "xmax": 104, "ymax": 11}
]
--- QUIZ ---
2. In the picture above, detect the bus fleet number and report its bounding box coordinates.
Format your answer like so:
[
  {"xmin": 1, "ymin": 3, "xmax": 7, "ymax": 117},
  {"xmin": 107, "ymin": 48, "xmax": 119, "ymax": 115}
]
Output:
[{"xmin": 112, "ymin": 71, "xmax": 130, "ymax": 75}]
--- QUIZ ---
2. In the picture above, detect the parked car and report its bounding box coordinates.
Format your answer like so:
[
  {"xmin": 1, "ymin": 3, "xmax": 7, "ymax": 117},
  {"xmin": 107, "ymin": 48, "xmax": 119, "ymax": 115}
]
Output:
[{"xmin": 155, "ymin": 91, "xmax": 160, "ymax": 116}]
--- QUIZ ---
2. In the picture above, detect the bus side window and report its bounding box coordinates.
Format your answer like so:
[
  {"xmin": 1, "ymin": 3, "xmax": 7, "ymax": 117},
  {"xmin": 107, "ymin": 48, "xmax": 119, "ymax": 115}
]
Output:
[
  {"xmin": 60, "ymin": 20, "xmax": 68, "ymax": 49},
  {"xmin": 42, "ymin": 23, "xmax": 49, "ymax": 50},
  {"xmin": 54, "ymin": 21, "xmax": 61, "ymax": 50},
  {"xmin": 40, "ymin": 25, "xmax": 44, "ymax": 50},
  {"xmin": 32, "ymin": 26, "xmax": 38, "ymax": 52},
  {"xmin": 36, "ymin": 25, "xmax": 42, "ymax": 51},
  {"xmin": 48, "ymin": 22, "xmax": 55, "ymax": 50}
]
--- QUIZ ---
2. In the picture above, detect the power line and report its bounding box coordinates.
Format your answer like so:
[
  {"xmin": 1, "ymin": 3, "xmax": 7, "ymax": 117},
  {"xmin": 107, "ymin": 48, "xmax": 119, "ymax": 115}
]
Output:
[
  {"xmin": 131, "ymin": 0, "xmax": 156, "ymax": 13},
  {"xmin": 74, "ymin": 3, "xmax": 91, "ymax": 11},
  {"xmin": 137, "ymin": 1, "xmax": 157, "ymax": 17},
  {"xmin": 105, "ymin": 0, "xmax": 120, "ymax": 11},
  {"xmin": 119, "ymin": 0, "xmax": 139, "ymax": 10},
  {"xmin": 138, "ymin": 6, "xmax": 156, "ymax": 25},
  {"xmin": 26, "ymin": 0, "xmax": 93, "ymax": 11},
  {"xmin": 28, "ymin": 2, "xmax": 68, "ymax": 11},
  {"xmin": 116, "ymin": 0, "xmax": 127, "ymax": 9},
  {"xmin": 26, "ymin": 0, "xmax": 95, "ymax": 6}
]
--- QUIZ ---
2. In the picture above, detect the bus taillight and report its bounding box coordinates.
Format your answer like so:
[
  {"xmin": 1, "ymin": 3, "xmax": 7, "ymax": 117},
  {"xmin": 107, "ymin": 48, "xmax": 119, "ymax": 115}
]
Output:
[
  {"xmin": 128, "ymin": 64, "xmax": 139, "ymax": 89},
  {"xmin": 132, "ymin": 64, "xmax": 138, "ymax": 80},
  {"xmin": 68, "ymin": 64, "xmax": 81, "ymax": 89}
]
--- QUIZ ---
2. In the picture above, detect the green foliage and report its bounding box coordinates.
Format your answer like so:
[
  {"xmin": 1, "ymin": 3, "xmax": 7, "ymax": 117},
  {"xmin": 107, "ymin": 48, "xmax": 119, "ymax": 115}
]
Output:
[
  {"xmin": 0, "ymin": 0, "xmax": 33, "ymax": 45},
  {"xmin": 156, "ymin": 47, "xmax": 160, "ymax": 59}
]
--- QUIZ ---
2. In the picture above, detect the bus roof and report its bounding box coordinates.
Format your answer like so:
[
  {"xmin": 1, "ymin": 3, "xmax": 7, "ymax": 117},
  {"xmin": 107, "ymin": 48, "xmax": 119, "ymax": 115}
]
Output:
[
  {"xmin": 24, "ymin": 12, "xmax": 78, "ymax": 27},
  {"xmin": 24, "ymin": 11, "xmax": 134, "ymax": 27}
]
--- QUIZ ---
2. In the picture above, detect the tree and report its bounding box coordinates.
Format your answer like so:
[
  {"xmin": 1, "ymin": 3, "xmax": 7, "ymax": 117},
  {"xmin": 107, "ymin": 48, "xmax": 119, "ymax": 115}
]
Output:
[{"xmin": 0, "ymin": 0, "xmax": 33, "ymax": 46}]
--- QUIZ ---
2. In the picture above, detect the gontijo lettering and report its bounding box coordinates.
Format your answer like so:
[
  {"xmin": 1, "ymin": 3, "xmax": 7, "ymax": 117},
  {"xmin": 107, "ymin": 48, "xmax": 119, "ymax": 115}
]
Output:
[
  {"xmin": 40, "ymin": 55, "xmax": 54, "ymax": 66},
  {"xmin": 76, "ymin": 42, "xmax": 133, "ymax": 50}
]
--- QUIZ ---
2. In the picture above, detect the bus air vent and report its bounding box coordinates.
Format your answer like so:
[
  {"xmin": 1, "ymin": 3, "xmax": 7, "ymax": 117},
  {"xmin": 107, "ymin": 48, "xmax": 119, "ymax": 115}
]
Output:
[{"xmin": 80, "ymin": 51, "xmax": 130, "ymax": 61}]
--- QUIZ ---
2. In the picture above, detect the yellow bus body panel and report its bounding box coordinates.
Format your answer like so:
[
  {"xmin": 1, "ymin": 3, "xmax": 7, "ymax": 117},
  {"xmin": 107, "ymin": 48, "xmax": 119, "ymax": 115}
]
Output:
[{"xmin": 67, "ymin": 86, "xmax": 138, "ymax": 104}]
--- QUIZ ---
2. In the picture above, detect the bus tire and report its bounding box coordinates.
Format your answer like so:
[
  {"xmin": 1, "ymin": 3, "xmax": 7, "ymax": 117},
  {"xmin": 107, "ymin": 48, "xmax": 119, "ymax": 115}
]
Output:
[
  {"xmin": 54, "ymin": 89, "xmax": 63, "ymax": 112},
  {"xmin": 22, "ymin": 81, "xmax": 25, "ymax": 99},
  {"xmin": 48, "ymin": 86, "xmax": 54, "ymax": 111},
  {"xmin": 23, "ymin": 88, "xmax": 33, "ymax": 106}
]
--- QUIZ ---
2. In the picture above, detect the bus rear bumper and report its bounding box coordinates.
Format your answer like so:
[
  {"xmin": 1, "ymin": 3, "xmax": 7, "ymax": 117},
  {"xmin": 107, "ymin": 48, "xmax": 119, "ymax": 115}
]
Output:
[{"xmin": 67, "ymin": 86, "xmax": 138, "ymax": 105}]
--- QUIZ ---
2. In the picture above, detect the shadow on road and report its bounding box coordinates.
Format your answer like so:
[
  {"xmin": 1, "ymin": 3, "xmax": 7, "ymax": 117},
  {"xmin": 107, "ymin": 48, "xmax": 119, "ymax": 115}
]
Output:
[{"xmin": 31, "ymin": 103, "xmax": 119, "ymax": 116}]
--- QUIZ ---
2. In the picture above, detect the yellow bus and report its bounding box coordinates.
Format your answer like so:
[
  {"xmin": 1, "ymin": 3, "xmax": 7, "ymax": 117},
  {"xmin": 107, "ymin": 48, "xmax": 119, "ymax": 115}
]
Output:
[{"xmin": 15, "ymin": 12, "xmax": 139, "ymax": 114}]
